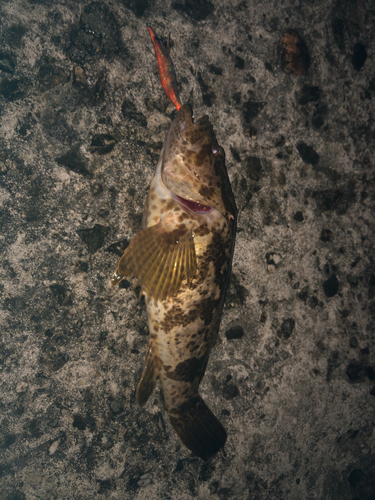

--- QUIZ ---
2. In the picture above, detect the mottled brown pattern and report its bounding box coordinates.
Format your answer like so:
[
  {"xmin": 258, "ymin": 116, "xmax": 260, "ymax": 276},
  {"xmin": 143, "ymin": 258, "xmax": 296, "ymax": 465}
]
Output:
[
  {"xmin": 165, "ymin": 355, "xmax": 208, "ymax": 382},
  {"xmin": 178, "ymin": 212, "xmax": 190, "ymax": 223}
]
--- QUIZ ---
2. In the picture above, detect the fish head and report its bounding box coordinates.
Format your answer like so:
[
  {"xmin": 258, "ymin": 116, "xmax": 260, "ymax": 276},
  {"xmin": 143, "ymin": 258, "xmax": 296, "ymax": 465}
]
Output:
[{"xmin": 162, "ymin": 104, "xmax": 235, "ymax": 221}]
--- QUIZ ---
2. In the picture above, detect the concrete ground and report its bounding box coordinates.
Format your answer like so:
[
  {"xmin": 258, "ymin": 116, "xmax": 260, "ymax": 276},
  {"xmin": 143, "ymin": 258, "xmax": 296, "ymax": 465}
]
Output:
[{"xmin": 0, "ymin": 0, "xmax": 374, "ymax": 498}]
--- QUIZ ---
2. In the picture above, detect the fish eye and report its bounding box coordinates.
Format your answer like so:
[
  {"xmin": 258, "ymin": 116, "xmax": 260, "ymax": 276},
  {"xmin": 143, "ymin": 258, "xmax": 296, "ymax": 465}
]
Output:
[{"xmin": 212, "ymin": 147, "xmax": 219, "ymax": 155}]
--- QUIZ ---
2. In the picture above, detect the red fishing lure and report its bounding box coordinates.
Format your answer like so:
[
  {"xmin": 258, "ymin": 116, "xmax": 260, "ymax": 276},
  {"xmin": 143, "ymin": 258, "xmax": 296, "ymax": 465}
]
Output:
[{"xmin": 148, "ymin": 26, "xmax": 181, "ymax": 111}]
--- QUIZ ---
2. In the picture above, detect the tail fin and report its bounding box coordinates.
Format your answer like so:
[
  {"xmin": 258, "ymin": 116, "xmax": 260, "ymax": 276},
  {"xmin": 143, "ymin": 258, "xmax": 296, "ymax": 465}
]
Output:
[{"xmin": 168, "ymin": 396, "xmax": 227, "ymax": 460}]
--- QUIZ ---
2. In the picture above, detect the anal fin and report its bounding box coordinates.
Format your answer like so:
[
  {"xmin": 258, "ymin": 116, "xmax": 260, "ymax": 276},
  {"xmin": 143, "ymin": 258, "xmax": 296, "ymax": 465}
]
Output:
[
  {"xmin": 136, "ymin": 341, "xmax": 160, "ymax": 406},
  {"xmin": 168, "ymin": 396, "xmax": 227, "ymax": 461}
]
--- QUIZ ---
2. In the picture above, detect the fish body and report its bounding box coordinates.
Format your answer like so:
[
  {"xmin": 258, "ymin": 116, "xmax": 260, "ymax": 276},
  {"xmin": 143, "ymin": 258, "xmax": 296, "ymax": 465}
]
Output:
[
  {"xmin": 148, "ymin": 26, "xmax": 182, "ymax": 111},
  {"xmin": 112, "ymin": 105, "xmax": 236, "ymax": 460}
]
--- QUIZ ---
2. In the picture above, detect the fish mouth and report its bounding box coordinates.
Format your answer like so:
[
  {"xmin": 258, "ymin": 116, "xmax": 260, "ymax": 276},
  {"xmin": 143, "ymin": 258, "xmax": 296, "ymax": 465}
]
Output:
[{"xmin": 175, "ymin": 195, "xmax": 213, "ymax": 215}]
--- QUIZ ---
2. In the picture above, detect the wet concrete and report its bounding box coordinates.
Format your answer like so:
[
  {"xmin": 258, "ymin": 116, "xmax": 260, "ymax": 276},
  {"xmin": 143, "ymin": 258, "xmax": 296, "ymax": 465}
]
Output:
[{"xmin": 0, "ymin": 0, "xmax": 374, "ymax": 499}]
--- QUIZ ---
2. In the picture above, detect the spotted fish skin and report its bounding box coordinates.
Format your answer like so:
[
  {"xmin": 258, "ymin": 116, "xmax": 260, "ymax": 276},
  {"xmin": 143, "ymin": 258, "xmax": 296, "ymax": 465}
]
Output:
[{"xmin": 112, "ymin": 104, "xmax": 236, "ymax": 460}]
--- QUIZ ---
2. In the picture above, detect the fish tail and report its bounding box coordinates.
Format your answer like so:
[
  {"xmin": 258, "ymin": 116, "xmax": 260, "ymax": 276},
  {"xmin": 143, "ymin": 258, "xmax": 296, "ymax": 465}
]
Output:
[{"xmin": 167, "ymin": 396, "xmax": 227, "ymax": 460}]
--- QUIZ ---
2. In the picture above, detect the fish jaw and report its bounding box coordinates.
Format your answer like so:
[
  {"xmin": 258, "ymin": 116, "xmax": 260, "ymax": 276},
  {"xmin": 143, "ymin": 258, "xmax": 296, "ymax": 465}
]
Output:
[{"xmin": 161, "ymin": 105, "xmax": 235, "ymax": 221}]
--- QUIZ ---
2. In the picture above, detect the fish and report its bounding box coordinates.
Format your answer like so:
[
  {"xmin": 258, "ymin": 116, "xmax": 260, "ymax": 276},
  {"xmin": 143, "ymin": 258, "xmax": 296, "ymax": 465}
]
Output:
[
  {"xmin": 148, "ymin": 26, "xmax": 182, "ymax": 111},
  {"xmin": 112, "ymin": 103, "xmax": 236, "ymax": 460}
]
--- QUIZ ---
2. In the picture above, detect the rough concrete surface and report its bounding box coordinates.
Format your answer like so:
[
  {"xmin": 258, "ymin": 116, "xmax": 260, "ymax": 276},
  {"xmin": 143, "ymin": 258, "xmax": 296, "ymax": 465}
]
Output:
[{"xmin": 0, "ymin": 0, "xmax": 374, "ymax": 499}]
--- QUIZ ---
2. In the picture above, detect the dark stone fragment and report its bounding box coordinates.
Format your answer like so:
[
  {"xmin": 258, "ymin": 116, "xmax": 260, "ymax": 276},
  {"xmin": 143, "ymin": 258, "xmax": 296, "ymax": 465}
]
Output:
[
  {"xmin": 230, "ymin": 146, "xmax": 241, "ymax": 162},
  {"xmin": 366, "ymin": 366, "xmax": 375, "ymax": 381},
  {"xmin": 199, "ymin": 461, "xmax": 215, "ymax": 482},
  {"xmin": 332, "ymin": 18, "xmax": 345, "ymax": 51},
  {"xmin": 294, "ymin": 211, "xmax": 304, "ymax": 222},
  {"xmin": 172, "ymin": 0, "xmax": 215, "ymax": 21},
  {"xmin": 197, "ymin": 72, "xmax": 216, "ymax": 107},
  {"xmin": 297, "ymin": 142, "xmax": 319, "ymax": 166},
  {"xmin": 97, "ymin": 479, "xmax": 111, "ymax": 494},
  {"xmin": 121, "ymin": 99, "xmax": 147, "ymax": 125},
  {"xmin": 277, "ymin": 318, "xmax": 295, "ymax": 339},
  {"xmin": 313, "ymin": 186, "xmax": 355, "ymax": 214},
  {"xmin": 320, "ymin": 229, "xmax": 332, "ymax": 243},
  {"xmin": 8, "ymin": 25, "xmax": 26, "ymax": 46},
  {"xmin": 347, "ymin": 429, "xmax": 359, "ymax": 439},
  {"xmin": 105, "ymin": 239, "xmax": 129, "ymax": 257},
  {"xmin": 208, "ymin": 64, "xmax": 222, "ymax": 75},
  {"xmin": 38, "ymin": 61, "xmax": 69, "ymax": 89},
  {"xmin": 119, "ymin": 280, "xmax": 131, "ymax": 289},
  {"xmin": 73, "ymin": 414, "xmax": 87, "ymax": 430},
  {"xmin": 279, "ymin": 29, "xmax": 310, "ymax": 75},
  {"xmin": 246, "ymin": 156, "xmax": 262, "ymax": 181},
  {"xmin": 243, "ymin": 99, "xmax": 265, "ymax": 124},
  {"xmin": 45, "ymin": 329, "xmax": 54, "ymax": 338},
  {"xmin": 298, "ymin": 286, "xmax": 309, "ymax": 302},
  {"xmin": 48, "ymin": 418, "xmax": 60, "ymax": 428},
  {"xmin": 370, "ymin": 388, "xmax": 375, "ymax": 397},
  {"xmin": 50, "ymin": 284, "xmax": 72, "ymax": 306},
  {"xmin": 225, "ymin": 326, "xmax": 244, "ymax": 340},
  {"xmin": 174, "ymin": 460, "xmax": 184, "ymax": 472},
  {"xmin": 76, "ymin": 261, "xmax": 89, "ymax": 273},
  {"xmin": 235, "ymin": 55, "xmax": 245, "ymax": 69},
  {"xmin": 264, "ymin": 62, "xmax": 273, "ymax": 72},
  {"xmin": 226, "ymin": 274, "xmax": 248, "ymax": 305},
  {"xmin": 0, "ymin": 53, "xmax": 16, "ymax": 74},
  {"xmin": 346, "ymin": 362, "xmax": 363, "ymax": 382},
  {"xmin": 55, "ymin": 149, "xmax": 92, "ymax": 178},
  {"xmin": 323, "ymin": 274, "xmax": 339, "ymax": 297},
  {"xmin": 348, "ymin": 468, "xmax": 375, "ymax": 500},
  {"xmin": 350, "ymin": 336, "xmax": 358, "ymax": 348},
  {"xmin": 222, "ymin": 382, "xmax": 240, "ymax": 400},
  {"xmin": 370, "ymin": 274, "xmax": 375, "ymax": 287},
  {"xmin": 352, "ymin": 43, "xmax": 367, "ymax": 71},
  {"xmin": 51, "ymin": 352, "xmax": 70, "ymax": 371},
  {"xmin": 109, "ymin": 399, "xmax": 123, "ymax": 414},
  {"xmin": 27, "ymin": 419, "xmax": 42, "ymax": 439},
  {"xmin": 90, "ymin": 134, "xmax": 117, "ymax": 155},
  {"xmin": 312, "ymin": 103, "xmax": 328, "ymax": 129},
  {"xmin": 77, "ymin": 224, "xmax": 110, "ymax": 253},
  {"xmin": 121, "ymin": 0, "xmax": 151, "ymax": 17},
  {"xmin": 232, "ymin": 92, "xmax": 241, "ymax": 104},
  {"xmin": 0, "ymin": 78, "xmax": 25, "ymax": 100},
  {"xmin": 68, "ymin": 2, "xmax": 121, "ymax": 63},
  {"xmin": 5, "ymin": 492, "xmax": 26, "ymax": 500},
  {"xmin": 296, "ymin": 85, "xmax": 321, "ymax": 105},
  {"xmin": 16, "ymin": 112, "xmax": 37, "ymax": 137},
  {"xmin": 312, "ymin": 114, "xmax": 324, "ymax": 129},
  {"xmin": 2, "ymin": 434, "xmax": 16, "ymax": 449},
  {"xmin": 127, "ymin": 469, "xmax": 142, "ymax": 491}
]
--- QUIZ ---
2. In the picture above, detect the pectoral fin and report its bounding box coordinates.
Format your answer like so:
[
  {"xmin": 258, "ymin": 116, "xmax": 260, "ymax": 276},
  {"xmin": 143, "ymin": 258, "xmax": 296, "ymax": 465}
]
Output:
[
  {"xmin": 136, "ymin": 341, "xmax": 160, "ymax": 406},
  {"xmin": 111, "ymin": 221, "xmax": 196, "ymax": 301}
]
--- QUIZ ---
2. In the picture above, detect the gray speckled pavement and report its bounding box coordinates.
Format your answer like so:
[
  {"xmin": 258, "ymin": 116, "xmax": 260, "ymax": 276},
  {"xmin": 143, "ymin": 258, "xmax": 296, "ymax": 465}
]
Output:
[{"xmin": 1, "ymin": 1, "xmax": 374, "ymax": 499}]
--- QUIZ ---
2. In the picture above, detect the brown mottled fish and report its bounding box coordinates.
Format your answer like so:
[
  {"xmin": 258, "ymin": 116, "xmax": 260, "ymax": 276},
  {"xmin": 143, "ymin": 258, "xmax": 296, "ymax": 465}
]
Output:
[{"xmin": 112, "ymin": 104, "xmax": 236, "ymax": 460}]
